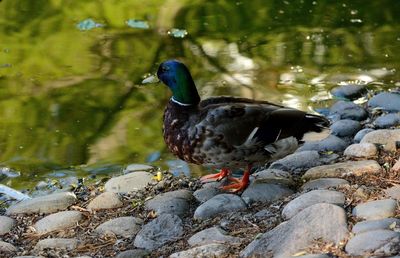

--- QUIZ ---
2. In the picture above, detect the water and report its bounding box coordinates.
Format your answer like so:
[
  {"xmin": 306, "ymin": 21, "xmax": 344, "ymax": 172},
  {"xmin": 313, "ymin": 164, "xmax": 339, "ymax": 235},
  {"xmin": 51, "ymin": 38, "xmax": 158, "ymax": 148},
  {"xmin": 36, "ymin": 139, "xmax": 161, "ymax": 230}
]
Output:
[{"xmin": 0, "ymin": 0, "xmax": 399, "ymax": 190}]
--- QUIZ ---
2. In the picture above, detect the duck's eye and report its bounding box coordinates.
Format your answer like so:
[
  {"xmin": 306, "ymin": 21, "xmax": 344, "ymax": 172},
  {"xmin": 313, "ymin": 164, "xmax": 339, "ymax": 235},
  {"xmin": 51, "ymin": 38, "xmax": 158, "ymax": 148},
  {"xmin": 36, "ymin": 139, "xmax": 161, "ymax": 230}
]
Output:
[{"xmin": 160, "ymin": 66, "xmax": 169, "ymax": 72}]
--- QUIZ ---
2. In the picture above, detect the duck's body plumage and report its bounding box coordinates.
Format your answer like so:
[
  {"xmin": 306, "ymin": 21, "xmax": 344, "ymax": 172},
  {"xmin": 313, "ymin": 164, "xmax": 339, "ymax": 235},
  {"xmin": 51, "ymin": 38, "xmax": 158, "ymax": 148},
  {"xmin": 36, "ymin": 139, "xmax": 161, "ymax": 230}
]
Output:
[
  {"xmin": 163, "ymin": 96, "xmax": 328, "ymax": 168},
  {"xmin": 153, "ymin": 60, "xmax": 329, "ymax": 192}
]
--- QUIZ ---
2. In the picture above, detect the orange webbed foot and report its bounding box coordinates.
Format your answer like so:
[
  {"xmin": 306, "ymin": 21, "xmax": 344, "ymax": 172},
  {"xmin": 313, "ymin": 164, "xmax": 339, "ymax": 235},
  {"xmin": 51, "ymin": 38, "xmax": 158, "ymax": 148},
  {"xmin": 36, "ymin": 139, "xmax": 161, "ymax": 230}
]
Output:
[
  {"xmin": 200, "ymin": 168, "xmax": 230, "ymax": 182},
  {"xmin": 220, "ymin": 165, "xmax": 251, "ymax": 193}
]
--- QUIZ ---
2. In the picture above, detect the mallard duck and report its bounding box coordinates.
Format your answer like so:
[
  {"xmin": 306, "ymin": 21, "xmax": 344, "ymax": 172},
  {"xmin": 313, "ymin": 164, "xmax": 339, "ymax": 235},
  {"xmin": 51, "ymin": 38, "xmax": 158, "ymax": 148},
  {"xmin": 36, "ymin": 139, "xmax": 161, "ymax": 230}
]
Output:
[{"xmin": 144, "ymin": 60, "xmax": 329, "ymax": 192}]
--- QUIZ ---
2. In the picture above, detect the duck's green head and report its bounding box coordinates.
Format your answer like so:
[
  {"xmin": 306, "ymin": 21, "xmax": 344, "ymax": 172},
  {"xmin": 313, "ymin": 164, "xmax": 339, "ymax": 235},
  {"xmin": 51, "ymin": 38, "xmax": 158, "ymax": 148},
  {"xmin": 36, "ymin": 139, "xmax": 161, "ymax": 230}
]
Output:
[{"xmin": 157, "ymin": 60, "xmax": 200, "ymax": 105}]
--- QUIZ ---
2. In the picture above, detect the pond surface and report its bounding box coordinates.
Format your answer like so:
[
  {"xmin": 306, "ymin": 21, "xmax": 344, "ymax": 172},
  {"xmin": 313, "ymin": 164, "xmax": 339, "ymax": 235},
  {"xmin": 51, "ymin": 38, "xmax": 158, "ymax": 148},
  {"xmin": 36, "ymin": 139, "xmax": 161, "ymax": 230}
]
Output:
[{"xmin": 0, "ymin": 0, "xmax": 399, "ymax": 190}]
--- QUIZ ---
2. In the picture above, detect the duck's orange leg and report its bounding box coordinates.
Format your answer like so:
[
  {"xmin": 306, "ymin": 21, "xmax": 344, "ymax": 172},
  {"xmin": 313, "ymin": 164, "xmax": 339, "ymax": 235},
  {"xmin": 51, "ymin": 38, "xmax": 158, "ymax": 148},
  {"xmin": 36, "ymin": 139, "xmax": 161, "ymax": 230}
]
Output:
[
  {"xmin": 200, "ymin": 168, "xmax": 230, "ymax": 182},
  {"xmin": 221, "ymin": 164, "xmax": 251, "ymax": 193}
]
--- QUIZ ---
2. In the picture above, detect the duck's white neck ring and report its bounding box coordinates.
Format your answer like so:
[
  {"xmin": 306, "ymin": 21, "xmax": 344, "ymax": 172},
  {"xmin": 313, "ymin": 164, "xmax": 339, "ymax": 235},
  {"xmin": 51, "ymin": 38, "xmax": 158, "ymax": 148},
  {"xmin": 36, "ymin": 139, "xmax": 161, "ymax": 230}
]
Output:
[{"xmin": 171, "ymin": 97, "xmax": 192, "ymax": 106}]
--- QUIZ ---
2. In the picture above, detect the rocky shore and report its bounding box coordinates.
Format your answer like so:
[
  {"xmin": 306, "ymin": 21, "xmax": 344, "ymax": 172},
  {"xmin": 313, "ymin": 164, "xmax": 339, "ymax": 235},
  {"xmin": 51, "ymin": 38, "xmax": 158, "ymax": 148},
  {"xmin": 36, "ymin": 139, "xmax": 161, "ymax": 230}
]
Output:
[{"xmin": 0, "ymin": 88, "xmax": 400, "ymax": 257}]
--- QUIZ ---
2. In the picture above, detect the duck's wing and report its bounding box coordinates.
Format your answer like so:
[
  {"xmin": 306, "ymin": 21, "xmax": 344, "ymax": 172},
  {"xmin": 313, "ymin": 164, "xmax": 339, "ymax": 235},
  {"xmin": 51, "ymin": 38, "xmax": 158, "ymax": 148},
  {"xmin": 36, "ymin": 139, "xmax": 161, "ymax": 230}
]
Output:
[{"xmin": 195, "ymin": 98, "xmax": 328, "ymax": 148}]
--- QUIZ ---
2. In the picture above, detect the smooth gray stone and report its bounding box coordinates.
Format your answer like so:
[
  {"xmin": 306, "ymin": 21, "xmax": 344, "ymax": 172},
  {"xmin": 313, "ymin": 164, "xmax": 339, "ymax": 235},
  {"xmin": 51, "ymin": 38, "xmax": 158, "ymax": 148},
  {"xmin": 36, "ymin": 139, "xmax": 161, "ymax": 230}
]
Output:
[
  {"xmin": 330, "ymin": 119, "xmax": 361, "ymax": 137},
  {"xmin": 194, "ymin": 194, "xmax": 246, "ymax": 220},
  {"xmin": 240, "ymin": 203, "xmax": 348, "ymax": 258},
  {"xmin": 368, "ymin": 92, "xmax": 400, "ymax": 112},
  {"xmin": 345, "ymin": 230, "xmax": 400, "ymax": 256},
  {"xmin": 301, "ymin": 178, "xmax": 349, "ymax": 191},
  {"xmin": 105, "ymin": 171, "xmax": 153, "ymax": 193},
  {"xmin": 352, "ymin": 218, "xmax": 400, "ymax": 234},
  {"xmin": 116, "ymin": 249, "xmax": 149, "ymax": 258},
  {"xmin": 302, "ymin": 160, "xmax": 381, "ymax": 180},
  {"xmin": 297, "ymin": 135, "xmax": 349, "ymax": 152},
  {"xmin": 241, "ymin": 183, "xmax": 293, "ymax": 205},
  {"xmin": 87, "ymin": 192, "xmax": 123, "ymax": 210},
  {"xmin": 0, "ymin": 240, "xmax": 17, "ymax": 253},
  {"xmin": 34, "ymin": 238, "xmax": 78, "ymax": 251},
  {"xmin": 352, "ymin": 199, "xmax": 397, "ymax": 220},
  {"xmin": 343, "ymin": 143, "xmax": 378, "ymax": 158},
  {"xmin": 354, "ymin": 128, "xmax": 374, "ymax": 142},
  {"xmin": 34, "ymin": 211, "xmax": 83, "ymax": 234},
  {"xmin": 193, "ymin": 187, "xmax": 221, "ymax": 203},
  {"xmin": 188, "ymin": 226, "xmax": 242, "ymax": 247},
  {"xmin": 170, "ymin": 244, "xmax": 229, "ymax": 258},
  {"xmin": 252, "ymin": 169, "xmax": 294, "ymax": 186},
  {"xmin": 329, "ymin": 101, "xmax": 368, "ymax": 121},
  {"xmin": 282, "ymin": 190, "xmax": 345, "ymax": 219},
  {"xmin": 6, "ymin": 192, "xmax": 77, "ymax": 215},
  {"xmin": 385, "ymin": 185, "xmax": 400, "ymax": 200},
  {"xmin": 145, "ymin": 189, "xmax": 192, "ymax": 217},
  {"xmin": 134, "ymin": 214, "xmax": 183, "ymax": 251},
  {"xmin": 253, "ymin": 209, "xmax": 275, "ymax": 220},
  {"xmin": 0, "ymin": 216, "xmax": 15, "ymax": 235},
  {"xmin": 361, "ymin": 129, "xmax": 400, "ymax": 151},
  {"xmin": 374, "ymin": 113, "xmax": 400, "ymax": 128},
  {"xmin": 95, "ymin": 216, "xmax": 143, "ymax": 238},
  {"xmin": 331, "ymin": 84, "xmax": 366, "ymax": 100},
  {"xmin": 270, "ymin": 151, "xmax": 321, "ymax": 172}
]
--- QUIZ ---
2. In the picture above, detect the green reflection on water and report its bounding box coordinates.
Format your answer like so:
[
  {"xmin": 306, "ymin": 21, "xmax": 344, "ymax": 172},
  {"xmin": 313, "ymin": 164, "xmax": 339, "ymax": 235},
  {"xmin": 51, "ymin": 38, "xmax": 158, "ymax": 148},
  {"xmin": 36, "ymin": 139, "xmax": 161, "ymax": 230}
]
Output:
[{"xmin": 0, "ymin": 0, "xmax": 399, "ymax": 189}]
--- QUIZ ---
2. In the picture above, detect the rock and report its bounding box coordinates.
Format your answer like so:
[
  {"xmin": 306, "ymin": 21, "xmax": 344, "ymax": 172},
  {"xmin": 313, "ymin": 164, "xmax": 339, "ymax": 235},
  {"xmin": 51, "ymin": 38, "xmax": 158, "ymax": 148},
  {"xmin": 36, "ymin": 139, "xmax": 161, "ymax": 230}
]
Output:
[
  {"xmin": 330, "ymin": 119, "xmax": 361, "ymax": 137},
  {"xmin": 0, "ymin": 216, "xmax": 15, "ymax": 235},
  {"xmin": 329, "ymin": 101, "xmax": 368, "ymax": 121},
  {"xmin": 95, "ymin": 217, "xmax": 143, "ymax": 238},
  {"xmin": 145, "ymin": 190, "xmax": 192, "ymax": 217},
  {"xmin": 0, "ymin": 240, "xmax": 16, "ymax": 253},
  {"xmin": 301, "ymin": 178, "xmax": 349, "ymax": 191},
  {"xmin": 116, "ymin": 249, "xmax": 149, "ymax": 258},
  {"xmin": 87, "ymin": 192, "xmax": 123, "ymax": 210},
  {"xmin": 34, "ymin": 211, "xmax": 83, "ymax": 234},
  {"xmin": 134, "ymin": 214, "xmax": 183, "ymax": 251},
  {"xmin": 240, "ymin": 203, "xmax": 348, "ymax": 258},
  {"xmin": 124, "ymin": 164, "xmax": 154, "ymax": 173},
  {"xmin": 374, "ymin": 113, "xmax": 400, "ymax": 128},
  {"xmin": 331, "ymin": 84, "xmax": 366, "ymax": 100},
  {"xmin": 105, "ymin": 171, "xmax": 153, "ymax": 193},
  {"xmin": 302, "ymin": 160, "xmax": 381, "ymax": 180},
  {"xmin": 352, "ymin": 218, "xmax": 400, "ymax": 234},
  {"xmin": 297, "ymin": 135, "xmax": 349, "ymax": 152},
  {"xmin": 194, "ymin": 194, "xmax": 246, "ymax": 220},
  {"xmin": 253, "ymin": 209, "xmax": 275, "ymax": 220},
  {"xmin": 282, "ymin": 190, "xmax": 345, "ymax": 219},
  {"xmin": 344, "ymin": 143, "xmax": 377, "ymax": 158},
  {"xmin": 385, "ymin": 185, "xmax": 400, "ymax": 200},
  {"xmin": 35, "ymin": 181, "xmax": 48, "ymax": 190},
  {"xmin": 241, "ymin": 183, "xmax": 293, "ymax": 205},
  {"xmin": 368, "ymin": 92, "xmax": 400, "ymax": 112},
  {"xmin": 188, "ymin": 226, "xmax": 242, "ymax": 247},
  {"xmin": 35, "ymin": 238, "xmax": 78, "ymax": 251},
  {"xmin": 352, "ymin": 199, "xmax": 397, "ymax": 220},
  {"xmin": 6, "ymin": 192, "xmax": 77, "ymax": 215},
  {"xmin": 270, "ymin": 151, "xmax": 321, "ymax": 172},
  {"xmin": 170, "ymin": 243, "xmax": 229, "ymax": 258},
  {"xmin": 345, "ymin": 230, "xmax": 400, "ymax": 256},
  {"xmin": 354, "ymin": 128, "xmax": 374, "ymax": 142},
  {"xmin": 252, "ymin": 169, "xmax": 294, "ymax": 186},
  {"xmin": 193, "ymin": 187, "xmax": 221, "ymax": 203},
  {"xmin": 361, "ymin": 129, "xmax": 400, "ymax": 151}
]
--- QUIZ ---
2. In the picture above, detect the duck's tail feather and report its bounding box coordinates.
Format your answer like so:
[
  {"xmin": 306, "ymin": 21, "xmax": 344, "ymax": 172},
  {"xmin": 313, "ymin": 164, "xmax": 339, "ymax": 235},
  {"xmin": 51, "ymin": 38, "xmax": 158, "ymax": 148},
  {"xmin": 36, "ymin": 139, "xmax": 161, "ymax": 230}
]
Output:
[{"xmin": 301, "ymin": 114, "xmax": 331, "ymax": 142}]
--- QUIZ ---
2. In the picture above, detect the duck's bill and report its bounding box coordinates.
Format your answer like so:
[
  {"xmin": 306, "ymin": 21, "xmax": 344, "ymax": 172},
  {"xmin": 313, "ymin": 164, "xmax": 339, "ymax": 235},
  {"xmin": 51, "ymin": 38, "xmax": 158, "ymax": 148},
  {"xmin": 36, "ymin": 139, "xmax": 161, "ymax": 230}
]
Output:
[{"xmin": 142, "ymin": 75, "xmax": 160, "ymax": 84}]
